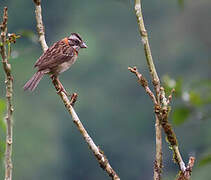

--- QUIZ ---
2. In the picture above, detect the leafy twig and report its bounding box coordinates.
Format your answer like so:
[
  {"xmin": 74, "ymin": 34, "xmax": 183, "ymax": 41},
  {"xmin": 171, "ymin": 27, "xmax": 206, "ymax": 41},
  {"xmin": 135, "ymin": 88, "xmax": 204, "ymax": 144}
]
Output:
[
  {"xmin": 33, "ymin": 1, "xmax": 120, "ymax": 179},
  {"xmin": 0, "ymin": 7, "xmax": 14, "ymax": 180}
]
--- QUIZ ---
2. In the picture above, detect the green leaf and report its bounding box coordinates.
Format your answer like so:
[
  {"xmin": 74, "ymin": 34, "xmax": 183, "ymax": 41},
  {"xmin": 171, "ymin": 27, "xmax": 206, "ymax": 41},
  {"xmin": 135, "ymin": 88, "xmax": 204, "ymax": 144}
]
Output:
[
  {"xmin": 0, "ymin": 99, "xmax": 6, "ymax": 132},
  {"xmin": 204, "ymin": 92, "xmax": 211, "ymax": 104},
  {"xmin": 191, "ymin": 80, "xmax": 211, "ymax": 88},
  {"xmin": 0, "ymin": 99, "xmax": 6, "ymax": 161},
  {"xmin": 189, "ymin": 91, "xmax": 203, "ymax": 106},
  {"xmin": 172, "ymin": 107, "xmax": 190, "ymax": 126},
  {"xmin": 18, "ymin": 30, "xmax": 35, "ymax": 38},
  {"xmin": 162, "ymin": 75, "xmax": 183, "ymax": 97},
  {"xmin": 0, "ymin": 140, "xmax": 5, "ymax": 161},
  {"xmin": 199, "ymin": 155, "xmax": 211, "ymax": 167},
  {"xmin": 174, "ymin": 78, "xmax": 183, "ymax": 97},
  {"xmin": 0, "ymin": 99, "xmax": 6, "ymax": 115},
  {"xmin": 18, "ymin": 30, "xmax": 37, "ymax": 43},
  {"xmin": 0, "ymin": 120, "xmax": 6, "ymax": 133},
  {"xmin": 162, "ymin": 75, "xmax": 176, "ymax": 95},
  {"xmin": 178, "ymin": 0, "xmax": 184, "ymax": 9}
]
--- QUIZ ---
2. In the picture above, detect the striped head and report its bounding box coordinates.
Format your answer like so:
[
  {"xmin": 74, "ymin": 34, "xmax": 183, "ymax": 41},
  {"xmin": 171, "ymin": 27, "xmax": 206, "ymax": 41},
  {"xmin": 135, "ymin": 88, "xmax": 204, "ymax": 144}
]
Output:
[{"xmin": 67, "ymin": 33, "xmax": 87, "ymax": 52}]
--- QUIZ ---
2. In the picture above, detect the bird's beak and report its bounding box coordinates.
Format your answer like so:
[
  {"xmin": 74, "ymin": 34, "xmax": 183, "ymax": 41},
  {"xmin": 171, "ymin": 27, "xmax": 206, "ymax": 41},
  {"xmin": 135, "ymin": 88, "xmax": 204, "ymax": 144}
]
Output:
[{"xmin": 80, "ymin": 42, "xmax": 87, "ymax": 48}]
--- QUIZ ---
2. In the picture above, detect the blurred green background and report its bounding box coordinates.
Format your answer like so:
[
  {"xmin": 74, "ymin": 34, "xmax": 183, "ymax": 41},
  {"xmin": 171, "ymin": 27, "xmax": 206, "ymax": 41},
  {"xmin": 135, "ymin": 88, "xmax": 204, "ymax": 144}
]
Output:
[{"xmin": 0, "ymin": 0, "xmax": 211, "ymax": 179}]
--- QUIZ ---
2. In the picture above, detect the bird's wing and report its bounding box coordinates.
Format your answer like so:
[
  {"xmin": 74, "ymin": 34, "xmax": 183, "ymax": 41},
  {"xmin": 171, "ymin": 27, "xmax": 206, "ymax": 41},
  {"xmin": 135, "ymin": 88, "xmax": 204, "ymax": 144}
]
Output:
[{"xmin": 34, "ymin": 40, "xmax": 75, "ymax": 71}]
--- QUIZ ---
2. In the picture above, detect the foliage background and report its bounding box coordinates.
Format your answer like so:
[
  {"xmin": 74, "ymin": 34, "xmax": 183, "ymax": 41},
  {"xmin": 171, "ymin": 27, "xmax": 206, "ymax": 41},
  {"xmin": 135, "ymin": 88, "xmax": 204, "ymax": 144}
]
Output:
[{"xmin": 0, "ymin": 0, "xmax": 211, "ymax": 179}]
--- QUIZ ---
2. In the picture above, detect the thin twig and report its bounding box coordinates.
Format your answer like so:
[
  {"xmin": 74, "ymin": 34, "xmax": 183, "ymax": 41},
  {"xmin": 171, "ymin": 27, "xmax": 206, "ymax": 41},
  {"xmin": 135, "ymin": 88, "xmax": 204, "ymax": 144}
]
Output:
[
  {"xmin": 128, "ymin": 66, "xmax": 163, "ymax": 176},
  {"xmin": 33, "ymin": 0, "xmax": 48, "ymax": 52},
  {"xmin": 134, "ymin": 1, "xmax": 162, "ymax": 179},
  {"xmin": 70, "ymin": 93, "xmax": 78, "ymax": 106},
  {"xmin": 134, "ymin": 0, "xmax": 160, "ymax": 96},
  {"xmin": 0, "ymin": 7, "xmax": 14, "ymax": 180},
  {"xmin": 133, "ymin": 0, "xmax": 193, "ymax": 178},
  {"xmin": 176, "ymin": 157, "xmax": 195, "ymax": 180},
  {"xmin": 128, "ymin": 66, "xmax": 157, "ymax": 104},
  {"xmin": 167, "ymin": 88, "xmax": 175, "ymax": 105},
  {"xmin": 33, "ymin": 1, "xmax": 120, "ymax": 179}
]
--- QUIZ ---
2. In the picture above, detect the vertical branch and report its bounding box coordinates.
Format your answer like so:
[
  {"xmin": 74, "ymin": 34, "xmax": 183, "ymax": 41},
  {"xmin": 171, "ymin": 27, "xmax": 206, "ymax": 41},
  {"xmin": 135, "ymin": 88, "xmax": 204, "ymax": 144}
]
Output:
[
  {"xmin": 133, "ymin": 0, "xmax": 195, "ymax": 178},
  {"xmin": 134, "ymin": 0, "xmax": 160, "ymax": 95},
  {"xmin": 0, "ymin": 7, "xmax": 14, "ymax": 180},
  {"xmin": 33, "ymin": 0, "xmax": 48, "ymax": 52},
  {"xmin": 33, "ymin": 1, "xmax": 120, "ymax": 179},
  {"xmin": 134, "ymin": 1, "xmax": 162, "ymax": 179},
  {"xmin": 154, "ymin": 115, "xmax": 162, "ymax": 179}
]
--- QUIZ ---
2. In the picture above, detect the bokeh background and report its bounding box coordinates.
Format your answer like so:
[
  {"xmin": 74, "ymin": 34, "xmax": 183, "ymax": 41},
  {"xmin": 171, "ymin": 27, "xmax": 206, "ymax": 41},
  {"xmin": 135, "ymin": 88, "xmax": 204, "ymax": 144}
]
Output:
[{"xmin": 0, "ymin": 0, "xmax": 211, "ymax": 179}]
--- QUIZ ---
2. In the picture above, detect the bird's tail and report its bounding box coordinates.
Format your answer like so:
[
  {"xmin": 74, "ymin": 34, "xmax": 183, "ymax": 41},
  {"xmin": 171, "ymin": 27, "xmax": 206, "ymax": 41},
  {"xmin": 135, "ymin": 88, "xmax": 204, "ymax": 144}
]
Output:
[{"xmin": 23, "ymin": 71, "xmax": 44, "ymax": 91}]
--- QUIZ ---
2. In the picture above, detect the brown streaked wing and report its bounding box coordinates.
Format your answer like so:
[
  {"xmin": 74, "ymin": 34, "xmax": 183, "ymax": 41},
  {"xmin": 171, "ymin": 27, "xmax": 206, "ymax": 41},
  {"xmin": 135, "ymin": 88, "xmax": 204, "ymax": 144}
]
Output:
[
  {"xmin": 34, "ymin": 41, "xmax": 62, "ymax": 67},
  {"xmin": 34, "ymin": 41, "xmax": 74, "ymax": 71}
]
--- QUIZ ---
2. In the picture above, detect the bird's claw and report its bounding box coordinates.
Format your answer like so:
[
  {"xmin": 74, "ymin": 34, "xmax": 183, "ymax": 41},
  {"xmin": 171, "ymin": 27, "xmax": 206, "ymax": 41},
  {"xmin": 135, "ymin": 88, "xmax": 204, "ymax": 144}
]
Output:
[{"xmin": 56, "ymin": 86, "xmax": 70, "ymax": 96}]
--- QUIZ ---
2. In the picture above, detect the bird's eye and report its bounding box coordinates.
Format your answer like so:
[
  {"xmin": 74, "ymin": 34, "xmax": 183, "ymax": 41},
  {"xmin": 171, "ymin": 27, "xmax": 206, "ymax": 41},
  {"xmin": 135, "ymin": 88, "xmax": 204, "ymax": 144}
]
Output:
[{"xmin": 74, "ymin": 40, "xmax": 80, "ymax": 45}]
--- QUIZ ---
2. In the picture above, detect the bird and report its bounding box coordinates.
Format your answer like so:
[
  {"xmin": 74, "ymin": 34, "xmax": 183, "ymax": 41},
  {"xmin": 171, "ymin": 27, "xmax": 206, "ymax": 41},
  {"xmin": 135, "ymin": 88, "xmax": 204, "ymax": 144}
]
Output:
[{"xmin": 23, "ymin": 33, "xmax": 87, "ymax": 93}]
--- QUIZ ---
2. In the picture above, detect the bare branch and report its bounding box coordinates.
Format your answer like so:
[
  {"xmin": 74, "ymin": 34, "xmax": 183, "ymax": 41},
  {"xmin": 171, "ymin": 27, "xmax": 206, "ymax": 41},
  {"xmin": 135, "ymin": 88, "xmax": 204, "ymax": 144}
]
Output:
[
  {"xmin": 134, "ymin": 0, "xmax": 160, "ymax": 97},
  {"xmin": 70, "ymin": 93, "xmax": 78, "ymax": 106},
  {"xmin": 134, "ymin": 1, "xmax": 162, "ymax": 179},
  {"xmin": 167, "ymin": 88, "xmax": 175, "ymax": 105},
  {"xmin": 128, "ymin": 66, "xmax": 157, "ymax": 104},
  {"xmin": 0, "ymin": 7, "xmax": 14, "ymax": 180},
  {"xmin": 176, "ymin": 157, "xmax": 195, "ymax": 180},
  {"xmin": 133, "ymin": 0, "xmax": 194, "ymax": 178},
  {"xmin": 34, "ymin": 0, "xmax": 48, "ymax": 51},
  {"xmin": 33, "ymin": 1, "xmax": 120, "ymax": 179},
  {"xmin": 51, "ymin": 79, "xmax": 120, "ymax": 180}
]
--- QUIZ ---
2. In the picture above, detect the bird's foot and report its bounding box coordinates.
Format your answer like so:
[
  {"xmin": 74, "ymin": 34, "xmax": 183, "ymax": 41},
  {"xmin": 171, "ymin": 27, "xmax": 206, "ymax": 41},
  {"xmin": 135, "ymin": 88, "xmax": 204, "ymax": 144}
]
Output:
[
  {"xmin": 56, "ymin": 86, "xmax": 69, "ymax": 96},
  {"xmin": 50, "ymin": 75, "xmax": 70, "ymax": 96},
  {"xmin": 56, "ymin": 81, "xmax": 71, "ymax": 96},
  {"xmin": 70, "ymin": 93, "xmax": 78, "ymax": 106}
]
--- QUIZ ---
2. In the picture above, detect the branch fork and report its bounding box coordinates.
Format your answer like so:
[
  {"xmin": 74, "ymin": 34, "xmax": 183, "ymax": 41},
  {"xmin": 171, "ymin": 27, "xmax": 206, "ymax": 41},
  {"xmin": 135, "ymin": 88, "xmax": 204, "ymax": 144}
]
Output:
[
  {"xmin": 128, "ymin": 66, "xmax": 157, "ymax": 104},
  {"xmin": 131, "ymin": 0, "xmax": 194, "ymax": 179}
]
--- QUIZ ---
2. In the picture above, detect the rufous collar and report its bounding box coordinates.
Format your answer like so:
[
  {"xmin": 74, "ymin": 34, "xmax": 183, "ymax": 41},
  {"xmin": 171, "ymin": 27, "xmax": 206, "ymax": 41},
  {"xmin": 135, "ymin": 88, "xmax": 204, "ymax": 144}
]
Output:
[
  {"xmin": 62, "ymin": 37, "xmax": 69, "ymax": 46},
  {"xmin": 62, "ymin": 37, "xmax": 78, "ymax": 55}
]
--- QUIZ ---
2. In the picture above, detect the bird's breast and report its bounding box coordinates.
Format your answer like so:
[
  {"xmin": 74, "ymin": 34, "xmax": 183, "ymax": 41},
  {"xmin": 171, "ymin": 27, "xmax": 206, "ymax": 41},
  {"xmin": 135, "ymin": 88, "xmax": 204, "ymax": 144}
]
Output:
[{"xmin": 56, "ymin": 54, "xmax": 78, "ymax": 74}]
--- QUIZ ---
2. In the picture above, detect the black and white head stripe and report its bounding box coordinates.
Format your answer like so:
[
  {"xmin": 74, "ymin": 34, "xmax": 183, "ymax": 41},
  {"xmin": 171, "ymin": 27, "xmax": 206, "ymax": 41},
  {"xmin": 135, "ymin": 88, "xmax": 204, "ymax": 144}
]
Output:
[
  {"xmin": 68, "ymin": 33, "xmax": 87, "ymax": 50},
  {"xmin": 69, "ymin": 33, "xmax": 82, "ymax": 42}
]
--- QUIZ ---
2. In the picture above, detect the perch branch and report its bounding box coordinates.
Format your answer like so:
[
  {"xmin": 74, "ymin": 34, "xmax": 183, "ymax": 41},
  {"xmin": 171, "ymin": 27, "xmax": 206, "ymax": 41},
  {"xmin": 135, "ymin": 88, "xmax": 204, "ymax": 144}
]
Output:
[
  {"xmin": 33, "ymin": 1, "xmax": 120, "ymax": 179},
  {"xmin": 0, "ymin": 7, "xmax": 14, "ymax": 180}
]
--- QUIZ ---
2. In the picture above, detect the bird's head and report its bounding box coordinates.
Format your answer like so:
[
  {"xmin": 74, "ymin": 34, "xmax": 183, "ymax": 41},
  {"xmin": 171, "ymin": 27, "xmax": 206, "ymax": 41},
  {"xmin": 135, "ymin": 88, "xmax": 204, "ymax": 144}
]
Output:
[{"xmin": 68, "ymin": 33, "xmax": 87, "ymax": 52}]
